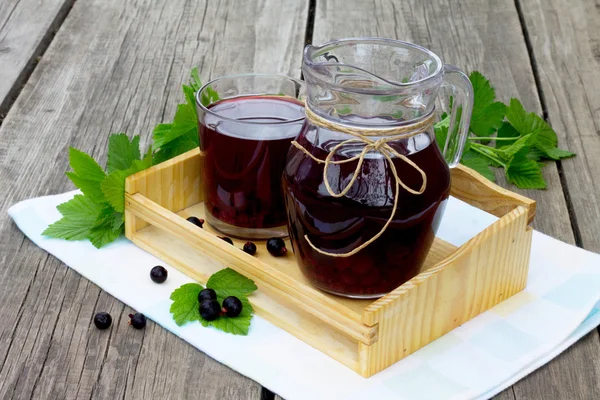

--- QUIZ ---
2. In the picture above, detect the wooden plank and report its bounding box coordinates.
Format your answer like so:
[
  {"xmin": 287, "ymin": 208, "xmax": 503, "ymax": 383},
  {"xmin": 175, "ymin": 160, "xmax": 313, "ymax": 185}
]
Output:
[
  {"xmin": 512, "ymin": 331, "xmax": 600, "ymax": 399},
  {"xmin": 0, "ymin": 0, "xmax": 74, "ymax": 116},
  {"xmin": 511, "ymin": 0, "xmax": 600, "ymax": 398},
  {"xmin": 517, "ymin": 0, "xmax": 600, "ymax": 253},
  {"xmin": 311, "ymin": 0, "xmax": 599, "ymax": 397},
  {"xmin": 0, "ymin": 0, "xmax": 308, "ymax": 398}
]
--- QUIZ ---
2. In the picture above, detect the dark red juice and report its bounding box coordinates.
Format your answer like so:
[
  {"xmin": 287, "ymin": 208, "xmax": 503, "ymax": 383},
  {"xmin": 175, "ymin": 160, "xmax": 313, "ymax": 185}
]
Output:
[
  {"xmin": 282, "ymin": 129, "xmax": 451, "ymax": 297},
  {"xmin": 199, "ymin": 96, "xmax": 304, "ymax": 233}
]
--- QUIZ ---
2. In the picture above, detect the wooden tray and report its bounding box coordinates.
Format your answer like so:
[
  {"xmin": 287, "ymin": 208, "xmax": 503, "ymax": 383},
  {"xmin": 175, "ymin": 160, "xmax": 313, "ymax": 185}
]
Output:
[{"xmin": 124, "ymin": 148, "xmax": 535, "ymax": 377}]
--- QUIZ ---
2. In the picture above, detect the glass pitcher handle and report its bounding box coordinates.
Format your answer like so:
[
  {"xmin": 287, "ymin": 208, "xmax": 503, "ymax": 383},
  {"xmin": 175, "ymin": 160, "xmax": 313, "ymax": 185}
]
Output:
[{"xmin": 440, "ymin": 64, "xmax": 474, "ymax": 167}]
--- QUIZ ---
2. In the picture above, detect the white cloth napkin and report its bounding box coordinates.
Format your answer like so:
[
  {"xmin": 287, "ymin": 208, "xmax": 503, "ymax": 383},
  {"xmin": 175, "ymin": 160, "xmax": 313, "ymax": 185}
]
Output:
[{"xmin": 8, "ymin": 191, "xmax": 600, "ymax": 400}]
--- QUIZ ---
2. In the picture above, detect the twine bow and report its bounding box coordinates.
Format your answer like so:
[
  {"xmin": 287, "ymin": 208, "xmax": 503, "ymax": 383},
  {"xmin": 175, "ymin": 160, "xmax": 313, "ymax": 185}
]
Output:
[{"xmin": 290, "ymin": 107, "xmax": 434, "ymax": 257}]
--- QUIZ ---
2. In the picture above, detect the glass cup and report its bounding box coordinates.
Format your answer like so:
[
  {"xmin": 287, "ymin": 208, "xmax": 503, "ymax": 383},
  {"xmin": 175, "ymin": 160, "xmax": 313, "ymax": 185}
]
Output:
[{"xmin": 196, "ymin": 74, "xmax": 305, "ymax": 239}]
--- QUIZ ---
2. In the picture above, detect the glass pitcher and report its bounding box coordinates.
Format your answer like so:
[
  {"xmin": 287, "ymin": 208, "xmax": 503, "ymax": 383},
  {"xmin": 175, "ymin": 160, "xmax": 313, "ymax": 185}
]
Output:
[{"xmin": 282, "ymin": 38, "xmax": 473, "ymax": 298}]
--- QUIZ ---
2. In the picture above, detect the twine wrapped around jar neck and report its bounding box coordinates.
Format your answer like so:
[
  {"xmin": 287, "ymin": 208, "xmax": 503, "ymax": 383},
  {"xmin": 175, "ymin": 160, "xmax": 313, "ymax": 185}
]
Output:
[{"xmin": 290, "ymin": 107, "xmax": 435, "ymax": 258}]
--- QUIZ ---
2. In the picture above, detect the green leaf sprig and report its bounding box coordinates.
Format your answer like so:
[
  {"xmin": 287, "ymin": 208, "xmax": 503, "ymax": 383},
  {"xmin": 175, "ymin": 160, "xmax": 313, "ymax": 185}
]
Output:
[
  {"xmin": 435, "ymin": 71, "xmax": 575, "ymax": 189},
  {"xmin": 152, "ymin": 68, "xmax": 217, "ymax": 164},
  {"xmin": 169, "ymin": 268, "xmax": 258, "ymax": 335},
  {"xmin": 43, "ymin": 68, "xmax": 215, "ymax": 247},
  {"xmin": 43, "ymin": 136, "xmax": 151, "ymax": 247}
]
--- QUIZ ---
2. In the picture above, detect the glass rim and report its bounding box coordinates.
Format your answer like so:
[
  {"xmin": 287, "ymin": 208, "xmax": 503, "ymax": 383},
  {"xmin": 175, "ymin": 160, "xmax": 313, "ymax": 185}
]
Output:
[
  {"xmin": 303, "ymin": 37, "xmax": 444, "ymax": 92},
  {"xmin": 196, "ymin": 73, "xmax": 306, "ymax": 126}
]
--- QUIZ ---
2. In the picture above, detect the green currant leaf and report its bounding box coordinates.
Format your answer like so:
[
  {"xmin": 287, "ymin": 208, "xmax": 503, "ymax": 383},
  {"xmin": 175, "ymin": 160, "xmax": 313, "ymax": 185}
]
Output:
[
  {"xmin": 170, "ymin": 283, "xmax": 203, "ymax": 326},
  {"xmin": 42, "ymin": 195, "xmax": 101, "ymax": 240},
  {"xmin": 152, "ymin": 133, "xmax": 198, "ymax": 165},
  {"xmin": 66, "ymin": 172, "xmax": 106, "ymax": 204},
  {"xmin": 469, "ymin": 71, "xmax": 506, "ymax": 137},
  {"xmin": 107, "ymin": 134, "xmax": 141, "ymax": 172},
  {"xmin": 68, "ymin": 147, "xmax": 106, "ymax": 182},
  {"xmin": 152, "ymin": 104, "xmax": 197, "ymax": 150},
  {"xmin": 190, "ymin": 67, "xmax": 203, "ymax": 92},
  {"xmin": 200, "ymin": 86, "xmax": 219, "ymax": 106},
  {"xmin": 151, "ymin": 123, "xmax": 174, "ymax": 152},
  {"xmin": 495, "ymin": 122, "xmax": 520, "ymax": 148},
  {"xmin": 506, "ymin": 148, "xmax": 547, "ymax": 189},
  {"xmin": 461, "ymin": 150, "xmax": 496, "ymax": 182},
  {"xmin": 207, "ymin": 268, "xmax": 258, "ymax": 298}
]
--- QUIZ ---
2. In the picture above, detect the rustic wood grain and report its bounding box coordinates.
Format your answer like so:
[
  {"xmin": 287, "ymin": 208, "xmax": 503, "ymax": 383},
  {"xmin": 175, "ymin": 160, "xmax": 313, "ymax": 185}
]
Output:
[
  {"xmin": 0, "ymin": 0, "xmax": 75, "ymax": 116},
  {"xmin": 516, "ymin": 0, "xmax": 600, "ymax": 252},
  {"xmin": 312, "ymin": 0, "xmax": 599, "ymax": 398},
  {"xmin": 511, "ymin": 0, "xmax": 600, "ymax": 398},
  {"xmin": 0, "ymin": 0, "xmax": 308, "ymax": 399},
  {"xmin": 1, "ymin": 0, "xmax": 598, "ymax": 397}
]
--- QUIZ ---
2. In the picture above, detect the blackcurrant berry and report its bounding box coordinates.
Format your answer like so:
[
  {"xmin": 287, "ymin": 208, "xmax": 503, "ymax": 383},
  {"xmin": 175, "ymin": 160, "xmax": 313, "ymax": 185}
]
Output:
[
  {"xmin": 222, "ymin": 296, "xmax": 243, "ymax": 317},
  {"xmin": 266, "ymin": 238, "xmax": 287, "ymax": 256},
  {"xmin": 93, "ymin": 312, "xmax": 112, "ymax": 330},
  {"xmin": 186, "ymin": 216, "xmax": 204, "ymax": 228},
  {"xmin": 243, "ymin": 242, "xmax": 257, "ymax": 255},
  {"xmin": 198, "ymin": 288, "xmax": 217, "ymax": 303},
  {"xmin": 199, "ymin": 300, "xmax": 221, "ymax": 321},
  {"xmin": 219, "ymin": 236, "xmax": 234, "ymax": 245},
  {"xmin": 129, "ymin": 313, "xmax": 147, "ymax": 329},
  {"xmin": 150, "ymin": 265, "xmax": 168, "ymax": 283}
]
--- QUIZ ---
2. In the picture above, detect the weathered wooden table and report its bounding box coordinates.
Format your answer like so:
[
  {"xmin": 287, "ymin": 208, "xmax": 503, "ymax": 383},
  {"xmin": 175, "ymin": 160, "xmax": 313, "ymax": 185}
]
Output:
[{"xmin": 1, "ymin": 0, "xmax": 599, "ymax": 398}]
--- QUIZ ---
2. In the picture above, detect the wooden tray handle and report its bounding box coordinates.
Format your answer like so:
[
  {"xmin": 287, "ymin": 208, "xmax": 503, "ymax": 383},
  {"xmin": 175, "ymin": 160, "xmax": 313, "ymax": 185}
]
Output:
[{"xmin": 451, "ymin": 164, "xmax": 536, "ymax": 224}]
